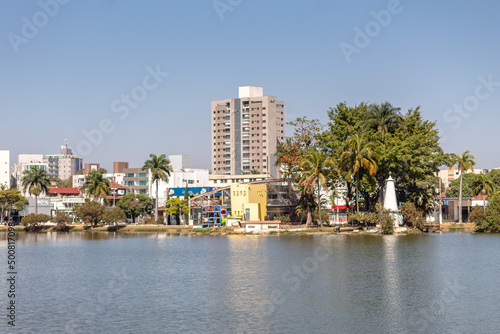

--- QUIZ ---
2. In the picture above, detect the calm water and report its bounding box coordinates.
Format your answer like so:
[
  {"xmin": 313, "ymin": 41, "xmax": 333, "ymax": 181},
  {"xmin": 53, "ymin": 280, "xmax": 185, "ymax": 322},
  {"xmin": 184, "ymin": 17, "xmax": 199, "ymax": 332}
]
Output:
[{"xmin": 1, "ymin": 232, "xmax": 499, "ymax": 334}]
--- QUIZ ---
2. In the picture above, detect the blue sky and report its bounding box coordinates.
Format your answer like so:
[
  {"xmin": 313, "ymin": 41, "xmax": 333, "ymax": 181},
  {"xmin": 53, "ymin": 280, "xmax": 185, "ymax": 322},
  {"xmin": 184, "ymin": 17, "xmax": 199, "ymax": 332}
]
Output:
[{"xmin": 1, "ymin": 0, "xmax": 499, "ymax": 171}]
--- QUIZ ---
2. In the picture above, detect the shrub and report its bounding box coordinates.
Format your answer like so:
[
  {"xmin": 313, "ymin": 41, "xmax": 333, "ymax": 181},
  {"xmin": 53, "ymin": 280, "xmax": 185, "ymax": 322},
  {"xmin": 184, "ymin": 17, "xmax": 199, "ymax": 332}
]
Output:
[
  {"xmin": 400, "ymin": 202, "xmax": 425, "ymax": 229},
  {"xmin": 378, "ymin": 209, "xmax": 394, "ymax": 235},
  {"xmin": 21, "ymin": 213, "xmax": 51, "ymax": 232}
]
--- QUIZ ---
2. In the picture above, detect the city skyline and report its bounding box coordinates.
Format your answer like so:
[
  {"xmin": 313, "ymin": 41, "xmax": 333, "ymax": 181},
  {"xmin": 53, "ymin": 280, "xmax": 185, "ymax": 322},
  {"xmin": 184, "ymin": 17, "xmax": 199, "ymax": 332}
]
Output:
[{"xmin": 2, "ymin": 1, "xmax": 500, "ymax": 170}]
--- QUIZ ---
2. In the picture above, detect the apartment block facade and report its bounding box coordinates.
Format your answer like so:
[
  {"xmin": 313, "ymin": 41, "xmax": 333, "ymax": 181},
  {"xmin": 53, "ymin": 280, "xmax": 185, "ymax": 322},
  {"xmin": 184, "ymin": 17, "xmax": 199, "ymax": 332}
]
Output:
[
  {"xmin": 46, "ymin": 141, "xmax": 83, "ymax": 180},
  {"xmin": 211, "ymin": 86, "xmax": 285, "ymax": 177}
]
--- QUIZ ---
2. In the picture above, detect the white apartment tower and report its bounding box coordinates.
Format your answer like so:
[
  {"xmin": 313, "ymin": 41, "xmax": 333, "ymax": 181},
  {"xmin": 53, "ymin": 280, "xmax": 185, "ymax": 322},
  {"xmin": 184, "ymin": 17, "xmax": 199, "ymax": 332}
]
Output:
[{"xmin": 211, "ymin": 86, "xmax": 285, "ymax": 177}]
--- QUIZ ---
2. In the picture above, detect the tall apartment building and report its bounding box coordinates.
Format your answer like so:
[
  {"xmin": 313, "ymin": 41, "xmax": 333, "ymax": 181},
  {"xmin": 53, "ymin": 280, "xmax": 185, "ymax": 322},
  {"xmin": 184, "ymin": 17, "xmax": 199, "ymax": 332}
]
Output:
[
  {"xmin": 45, "ymin": 140, "xmax": 83, "ymax": 180},
  {"xmin": 0, "ymin": 150, "xmax": 10, "ymax": 188},
  {"xmin": 211, "ymin": 86, "xmax": 285, "ymax": 177}
]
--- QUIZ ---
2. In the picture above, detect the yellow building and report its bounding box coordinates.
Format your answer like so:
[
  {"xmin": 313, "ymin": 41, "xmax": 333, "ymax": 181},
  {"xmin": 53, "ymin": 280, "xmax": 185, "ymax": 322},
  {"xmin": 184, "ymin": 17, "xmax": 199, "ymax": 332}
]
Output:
[{"xmin": 230, "ymin": 184, "xmax": 267, "ymax": 221}]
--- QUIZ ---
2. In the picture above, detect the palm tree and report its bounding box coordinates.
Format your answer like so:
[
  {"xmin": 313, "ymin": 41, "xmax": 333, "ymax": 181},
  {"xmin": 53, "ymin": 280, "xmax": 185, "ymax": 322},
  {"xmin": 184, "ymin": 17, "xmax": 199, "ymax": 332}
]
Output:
[
  {"xmin": 297, "ymin": 151, "xmax": 336, "ymax": 226},
  {"xmin": 451, "ymin": 151, "xmax": 476, "ymax": 223},
  {"xmin": 340, "ymin": 134, "xmax": 378, "ymax": 214},
  {"xmin": 143, "ymin": 154, "xmax": 173, "ymax": 222},
  {"xmin": 365, "ymin": 102, "xmax": 401, "ymax": 141},
  {"xmin": 472, "ymin": 173, "xmax": 495, "ymax": 214},
  {"xmin": 81, "ymin": 169, "xmax": 110, "ymax": 202},
  {"xmin": 21, "ymin": 166, "xmax": 51, "ymax": 214}
]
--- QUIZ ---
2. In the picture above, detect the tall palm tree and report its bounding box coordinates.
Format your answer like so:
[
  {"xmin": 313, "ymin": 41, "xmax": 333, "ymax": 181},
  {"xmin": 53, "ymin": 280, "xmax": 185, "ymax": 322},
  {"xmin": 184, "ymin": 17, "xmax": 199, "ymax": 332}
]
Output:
[
  {"xmin": 143, "ymin": 154, "xmax": 173, "ymax": 222},
  {"xmin": 451, "ymin": 151, "xmax": 476, "ymax": 223},
  {"xmin": 81, "ymin": 169, "xmax": 110, "ymax": 202},
  {"xmin": 472, "ymin": 173, "xmax": 495, "ymax": 214},
  {"xmin": 365, "ymin": 102, "xmax": 401, "ymax": 141},
  {"xmin": 340, "ymin": 134, "xmax": 378, "ymax": 214},
  {"xmin": 297, "ymin": 151, "xmax": 337, "ymax": 226},
  {"xmin": 21, "ymin": 166, "xmax": 51, "ymax": 214}
]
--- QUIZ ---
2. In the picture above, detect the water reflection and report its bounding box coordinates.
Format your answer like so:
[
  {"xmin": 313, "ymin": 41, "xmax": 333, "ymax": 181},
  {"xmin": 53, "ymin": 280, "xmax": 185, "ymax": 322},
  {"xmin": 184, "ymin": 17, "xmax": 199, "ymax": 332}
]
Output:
[{"xmin": 0, "ymin": 233, "xmax": 499, "ymax": 333}]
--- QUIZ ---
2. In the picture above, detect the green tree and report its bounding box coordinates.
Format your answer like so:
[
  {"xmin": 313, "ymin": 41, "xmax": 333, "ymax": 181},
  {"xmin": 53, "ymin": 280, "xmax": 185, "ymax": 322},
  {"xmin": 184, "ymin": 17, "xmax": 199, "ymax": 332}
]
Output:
[
  {"xmin": 75, "ymin": 200, "xmax": 106, "ymax": 226},
  {"xmin": 52, "ymin": 212, "xmax": 72, "ymax": 231},
  {"xmin": 117, "ymin": 193, "xmax": 153, "ymax": 224},
  {"xmin": 143, "ymin": 153, "xmax": 173, "ymax": 222},
  {"xmin": 21, "ymin": 166, "xmax": 51, "ymax": 214},
  {"xmin": 445, "ymin": 173, "xmax": 476, "ymax": 197},
  {"xmin": 297, "ymin": 151, "xmax": 336, "ymax": 226},
  {"xmin": 103, "ymin": 207, "xmax": 126, "ymax": 225},
  {"xmin": 472, "ymin": 173, "xmax": 496, "ymax": 214},
  {"xmin": 0, "ymin": 189, "xmax": 27, "ymax": 223},
  {"xmin": 451, "ymin": 150, "xmax": 476, "ymax": 223},
  {"xmin": 340, "ymin": 133, "xmax": 378, "ymax": 214},
  {"xmin": 81, "ymin": 169, "xmax": 110, "ymax": 202},
  {"xmin": 365, "ymin": 102, "xmax": 400, "ymax": 141},
  {"xmin": 51, "ymin": 176, "xmax": 73, "ymax": 188},
  {"xmin": 474, "ymin": 194, "xmax": 500, "ymax": 233}
]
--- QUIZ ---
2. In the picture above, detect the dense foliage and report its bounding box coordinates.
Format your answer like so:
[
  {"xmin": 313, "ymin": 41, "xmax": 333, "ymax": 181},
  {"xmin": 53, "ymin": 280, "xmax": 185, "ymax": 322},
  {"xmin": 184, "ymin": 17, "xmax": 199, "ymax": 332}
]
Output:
[
  {"xmin": 473, "ymin": 194, "xmax": 500, "ymax": 233},
  {"xmin": 277, "ymin": 102, "xmax": 451, "ymax": 230},
  {"xmin": 117, "ymin": 193, "xmax": 153, "ymax": 224}
]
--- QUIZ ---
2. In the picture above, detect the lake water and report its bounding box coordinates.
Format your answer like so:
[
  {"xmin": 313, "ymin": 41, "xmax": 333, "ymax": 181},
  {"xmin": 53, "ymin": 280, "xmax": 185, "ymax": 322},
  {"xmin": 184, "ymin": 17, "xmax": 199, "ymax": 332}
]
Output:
[{"xmin": 1, "ymin": 232, "xmax": 499, "ymax": 333}]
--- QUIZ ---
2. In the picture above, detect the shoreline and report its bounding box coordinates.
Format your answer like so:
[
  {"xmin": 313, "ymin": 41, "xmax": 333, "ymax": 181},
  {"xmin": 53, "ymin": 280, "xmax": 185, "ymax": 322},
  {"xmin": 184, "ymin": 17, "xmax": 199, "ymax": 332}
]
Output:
[{"xmin": 0, "ymin": 223, "xmax": 476, "ymax": 235}]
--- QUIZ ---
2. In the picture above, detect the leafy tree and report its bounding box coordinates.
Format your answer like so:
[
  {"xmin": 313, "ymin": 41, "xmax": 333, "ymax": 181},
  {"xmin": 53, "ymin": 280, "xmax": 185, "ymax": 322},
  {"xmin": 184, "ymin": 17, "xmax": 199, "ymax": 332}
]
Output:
[
  {"xmin": 143, "ymin": 153, "xmax": 173, "ymax": 222},
  {"xmin": 275, "ymin": 117, "xmax": 323, "ymax": 178},
  {"xmin": 81, "ymin": 169, "xmax": 110, "ymax": 202},
  {"xmin": 166, "ymin": 198, "xmax": 189, "ymax": 224},
  {"xmin": 474, "ymin": 194, "xmax": 500, "ymax": 233},
  {"xmin": 445, "ymin": 173, "xmax": 476, "ymax": 197},
  {"xmin": 51, "ymin": 176, "xmax": 73, "ymax": 188},
  {"xmin": 365, "ymin": 102, "xmax": 400, "ymax": 141},
  {"xmin": 21, "ymin": 166, "xmax": 51, "ymax": 214},
  {"xmin": 0, "ymin": 189, "xmax": 27, "ymax": 224},
  {"xmin": 117, "ymin": 193, "xmax": 152, "ymax": 224},
  {"xmin": 297, "ymin": 151, "xmax": 336, "ymax": 226},
  {"xmin": 75, "ymin": 200, "xmax": 105, "ymax": 225},
  {"xmin": 451, "ymin": 150, "xmax": 476, "ymax": 223},
  {"xmin": 472, "ymin": 173, "xmax": 496, "ymax": 214},
  {"xmin": 485, "ymin": 169, "xmax": 500, "ymax": 189},
  {"xmin": 340, "ymin": 133, "xmax": 378, "ymax": 214},
  {"xmin": 103, "ymin": 207, "xmax": 126, "ymax": 225},
  {"xmin": 52, "ymin": 212, "xmax": 72, "ymax": 231}
]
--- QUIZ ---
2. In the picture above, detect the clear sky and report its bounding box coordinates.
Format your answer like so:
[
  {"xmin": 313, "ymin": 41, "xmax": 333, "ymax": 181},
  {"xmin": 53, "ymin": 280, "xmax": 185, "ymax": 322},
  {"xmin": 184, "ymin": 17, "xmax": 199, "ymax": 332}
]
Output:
[{"xmin": 1, "ymin": 0, "xmax": 499, "ymax": 171}]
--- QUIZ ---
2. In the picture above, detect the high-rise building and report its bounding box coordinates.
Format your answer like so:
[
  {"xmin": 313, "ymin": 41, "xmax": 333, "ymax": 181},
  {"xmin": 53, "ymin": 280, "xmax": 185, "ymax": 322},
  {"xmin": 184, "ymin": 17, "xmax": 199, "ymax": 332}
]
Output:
[
  {"xmin": 211, "ymin": 86, "xmax": 285, "ymax": 176},
  {"xmin": 0, "ymin": 150, "xmax": 10, "ymax": 188},
  {"xmin": 45, "ymin": 140, "xmax": 83, "ymax": 180}
]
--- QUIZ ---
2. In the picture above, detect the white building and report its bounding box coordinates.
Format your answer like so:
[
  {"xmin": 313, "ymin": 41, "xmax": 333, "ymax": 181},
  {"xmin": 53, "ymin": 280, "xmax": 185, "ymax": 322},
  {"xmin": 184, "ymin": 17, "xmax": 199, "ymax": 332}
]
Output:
[
  {"xmin": 208, "ymin": 173, "xmax": 271, "ymax": 188},
  {"xmin": 73, "ymin": 173, "xmax": 125, "ymax": 188},
  {"xmin": 12, "ymin": 154, "xmax": 48, "ymax": 196},
  {"xmin": 0, "ymin": 150, "xmax": 10, "ymax": 189}
]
